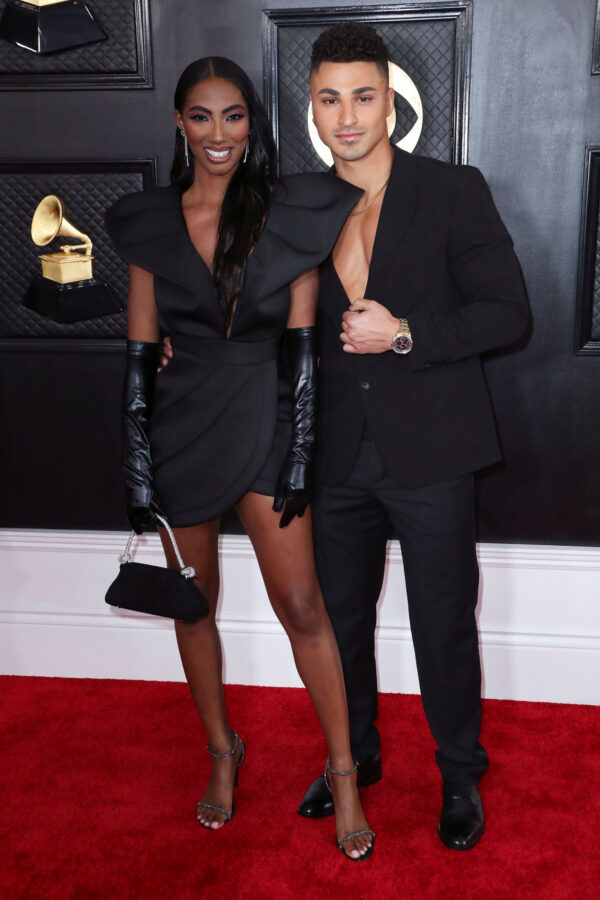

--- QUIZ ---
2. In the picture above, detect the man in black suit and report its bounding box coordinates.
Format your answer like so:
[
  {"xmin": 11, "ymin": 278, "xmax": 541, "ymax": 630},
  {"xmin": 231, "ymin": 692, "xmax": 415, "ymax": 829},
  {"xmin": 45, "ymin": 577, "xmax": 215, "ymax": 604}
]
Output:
[{"xmin": 297, "ymin": 22, "xmax": 530, "ymax": 849}]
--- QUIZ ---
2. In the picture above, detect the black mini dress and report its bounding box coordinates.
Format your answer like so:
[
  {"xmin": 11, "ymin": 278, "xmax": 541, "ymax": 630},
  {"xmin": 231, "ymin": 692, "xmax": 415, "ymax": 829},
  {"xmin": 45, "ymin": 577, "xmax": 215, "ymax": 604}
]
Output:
[{"xmin": 106, "ymin": 174, "xmax": 361, "ymax": 526}]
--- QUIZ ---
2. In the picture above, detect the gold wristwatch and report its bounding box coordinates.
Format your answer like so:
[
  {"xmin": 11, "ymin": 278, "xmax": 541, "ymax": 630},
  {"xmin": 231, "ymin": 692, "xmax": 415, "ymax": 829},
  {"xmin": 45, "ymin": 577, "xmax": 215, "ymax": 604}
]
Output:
[{"xmin": 391, "ymin": 318, "xmax": 413, "ymax": 355}]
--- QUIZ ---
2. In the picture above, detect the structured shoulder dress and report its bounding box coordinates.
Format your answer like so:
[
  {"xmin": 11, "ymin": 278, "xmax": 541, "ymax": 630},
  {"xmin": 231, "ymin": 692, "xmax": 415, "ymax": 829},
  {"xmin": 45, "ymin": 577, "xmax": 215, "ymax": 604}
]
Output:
[{"xmin": 106, "ymin": 174, "xmax": 361, "ymax": 526}]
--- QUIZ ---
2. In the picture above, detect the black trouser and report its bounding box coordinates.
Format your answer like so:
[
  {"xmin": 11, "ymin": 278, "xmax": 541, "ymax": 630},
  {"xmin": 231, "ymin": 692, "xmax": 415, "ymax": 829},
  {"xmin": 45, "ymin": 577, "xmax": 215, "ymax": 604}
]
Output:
[{"xmin": 313, "ymin": 433, "xmax": 488, "ymax": 785}]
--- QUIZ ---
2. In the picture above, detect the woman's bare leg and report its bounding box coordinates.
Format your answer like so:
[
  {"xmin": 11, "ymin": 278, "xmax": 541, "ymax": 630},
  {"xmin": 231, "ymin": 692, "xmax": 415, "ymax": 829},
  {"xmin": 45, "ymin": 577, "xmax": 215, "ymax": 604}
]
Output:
[
  {"xmin": 160, "ymin": 520, "xmax": 243, "ymax": 829},
  {"xmin": 236, "ymin": 492, "xmax": 373, "ymax": 858}
]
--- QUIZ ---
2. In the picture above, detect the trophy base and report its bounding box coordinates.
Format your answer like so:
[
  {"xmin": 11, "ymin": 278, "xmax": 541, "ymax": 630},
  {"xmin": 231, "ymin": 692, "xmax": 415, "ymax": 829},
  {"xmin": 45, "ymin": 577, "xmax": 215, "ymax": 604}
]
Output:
[
  {"xmin": 0, "ymin": 0, "xmax": 107, "ymax": 55},
  {"xmin": 24, "ymin": 276, "xmax": 123, "ymax": 324}
]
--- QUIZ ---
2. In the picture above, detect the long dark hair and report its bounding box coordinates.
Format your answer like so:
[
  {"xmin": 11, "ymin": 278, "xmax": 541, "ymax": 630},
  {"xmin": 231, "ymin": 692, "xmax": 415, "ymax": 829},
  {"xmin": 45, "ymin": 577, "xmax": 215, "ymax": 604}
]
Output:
[{"xmin": 171, "ymin": 57, "xmax": 278, "ymax": 335}]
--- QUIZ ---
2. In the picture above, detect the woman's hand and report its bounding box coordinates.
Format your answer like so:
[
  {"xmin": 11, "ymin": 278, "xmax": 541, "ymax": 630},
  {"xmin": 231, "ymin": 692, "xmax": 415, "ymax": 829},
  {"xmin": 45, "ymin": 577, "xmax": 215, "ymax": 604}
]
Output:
[
  {"xmin": 159, "ymin": 336, "xmax": 174, "ymax": 371},
  {"xmin": 273, "ymin": 465, "xmax": 312, "ymax": 528}
]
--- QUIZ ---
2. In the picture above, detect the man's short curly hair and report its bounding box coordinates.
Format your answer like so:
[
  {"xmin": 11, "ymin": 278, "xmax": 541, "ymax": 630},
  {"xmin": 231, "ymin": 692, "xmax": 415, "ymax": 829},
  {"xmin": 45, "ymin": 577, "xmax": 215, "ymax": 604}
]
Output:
[{"xmin": 310, "ymin": 22, "xmax": 389, "ymax": 80}]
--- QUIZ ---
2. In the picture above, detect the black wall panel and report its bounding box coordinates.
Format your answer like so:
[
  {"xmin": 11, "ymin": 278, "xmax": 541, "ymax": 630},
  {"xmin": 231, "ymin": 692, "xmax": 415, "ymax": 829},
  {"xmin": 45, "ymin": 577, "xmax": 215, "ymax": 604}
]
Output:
[
  {"xmin": 0, "ymin": 350, "xmax": 126, "ymax": 529},
  {"xmin": 1, "ymin": 0, "xmax": 599, "ymax": 545}
]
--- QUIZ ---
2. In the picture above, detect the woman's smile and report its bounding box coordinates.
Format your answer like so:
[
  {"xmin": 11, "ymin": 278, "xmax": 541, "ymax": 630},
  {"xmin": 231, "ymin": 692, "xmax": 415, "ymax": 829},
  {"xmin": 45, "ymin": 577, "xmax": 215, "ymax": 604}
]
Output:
[{"xmin": 204, "ymin": 146, "xmax": 233, "ymax": 162}]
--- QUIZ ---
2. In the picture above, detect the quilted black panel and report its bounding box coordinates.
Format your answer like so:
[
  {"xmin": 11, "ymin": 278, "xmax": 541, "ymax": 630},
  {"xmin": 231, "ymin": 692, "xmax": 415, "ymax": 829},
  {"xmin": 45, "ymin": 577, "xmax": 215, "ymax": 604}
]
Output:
[
  {"xmin": 577, "ymin": 149, "xmax": 600, "ymax": 351},
  {"xmin": 0, "ymin": 0, "xmax": 151, "ymax": 83},
  {"xmin": 270, "ymin": 16, "xmax": 458, "ymax": 176},
  {"xmin": 0, "ymin": 163, "xmax": 153, "ymax": 338},
  {"xmin": 593, "ymin": 204, "xmax": 600, "ymax": 340}
]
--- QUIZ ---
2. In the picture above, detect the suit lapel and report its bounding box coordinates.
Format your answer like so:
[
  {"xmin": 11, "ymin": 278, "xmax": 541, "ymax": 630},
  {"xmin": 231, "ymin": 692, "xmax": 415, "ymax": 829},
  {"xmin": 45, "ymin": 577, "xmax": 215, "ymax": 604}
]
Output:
[{"xmin": 365, "ymin": 147, "xmax": 421, "ymax": 298}]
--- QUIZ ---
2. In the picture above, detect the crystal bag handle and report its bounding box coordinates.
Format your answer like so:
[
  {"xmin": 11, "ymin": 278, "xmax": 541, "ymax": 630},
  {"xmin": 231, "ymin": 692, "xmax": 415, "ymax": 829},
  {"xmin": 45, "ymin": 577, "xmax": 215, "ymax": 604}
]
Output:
[{"xmin": 119, "ymin": 514, "xmax": 196, "ymax": 580}]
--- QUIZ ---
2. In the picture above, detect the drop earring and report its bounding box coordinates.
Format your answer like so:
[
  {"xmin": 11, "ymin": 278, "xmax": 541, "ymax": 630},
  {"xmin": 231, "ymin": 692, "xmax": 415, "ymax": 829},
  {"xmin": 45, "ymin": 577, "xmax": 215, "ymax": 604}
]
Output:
[
  {"xmin": 180, "ymin": 129, "xmax": 189, "ymax": 167},
  {"xmin": 243, "ymin": 140, "xmax": 249, "ymax": 164}
]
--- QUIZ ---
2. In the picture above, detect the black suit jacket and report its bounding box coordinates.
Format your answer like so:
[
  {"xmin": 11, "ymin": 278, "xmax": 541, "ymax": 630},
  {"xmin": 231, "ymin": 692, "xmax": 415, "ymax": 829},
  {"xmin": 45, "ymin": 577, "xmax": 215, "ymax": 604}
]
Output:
[{"xmin": 316, "ymin": 147, "xmax": 531, "ymax": 487}]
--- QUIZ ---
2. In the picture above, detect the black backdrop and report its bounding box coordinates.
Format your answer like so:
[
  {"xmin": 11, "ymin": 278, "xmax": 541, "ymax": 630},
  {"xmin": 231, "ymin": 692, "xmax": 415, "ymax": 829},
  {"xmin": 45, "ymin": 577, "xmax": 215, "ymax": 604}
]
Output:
[{"xmin": 1, "ymin": 0, "xmax": 599, "ymax": 545}]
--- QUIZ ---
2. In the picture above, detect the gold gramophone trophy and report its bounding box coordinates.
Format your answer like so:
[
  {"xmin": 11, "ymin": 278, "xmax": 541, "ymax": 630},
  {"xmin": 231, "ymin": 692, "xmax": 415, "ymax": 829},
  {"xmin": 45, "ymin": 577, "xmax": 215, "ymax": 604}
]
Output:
[
  {"xmin": 0, "ymin": 1, "xmax": 107, "ymax": 55},
  {"xmin": 24, "ymin": 194, "xmax": 121, "ymax": 324}
]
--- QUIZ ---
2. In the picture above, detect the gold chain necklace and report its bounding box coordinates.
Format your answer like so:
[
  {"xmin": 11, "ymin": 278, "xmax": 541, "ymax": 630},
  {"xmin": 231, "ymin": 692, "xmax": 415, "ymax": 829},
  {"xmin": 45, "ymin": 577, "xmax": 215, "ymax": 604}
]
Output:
[{"xmin": 348, "ymin": 176, "xmax": 390, "ymax": 216}]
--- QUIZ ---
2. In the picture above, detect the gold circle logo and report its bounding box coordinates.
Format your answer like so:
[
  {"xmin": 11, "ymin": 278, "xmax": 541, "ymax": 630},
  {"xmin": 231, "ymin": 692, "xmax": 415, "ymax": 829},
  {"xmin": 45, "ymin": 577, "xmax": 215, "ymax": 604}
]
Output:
[{"xmin": 308, "ymin": 61, "xmax": 424, "ymax": 166}]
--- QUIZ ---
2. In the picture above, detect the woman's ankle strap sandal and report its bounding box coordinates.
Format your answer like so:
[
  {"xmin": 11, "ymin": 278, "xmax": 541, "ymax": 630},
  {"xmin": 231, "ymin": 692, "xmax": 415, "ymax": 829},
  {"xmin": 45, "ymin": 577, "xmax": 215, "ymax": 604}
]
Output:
[
  {"xmin": 337, "ymin": 829, "xmax": 376, "ymax": 861},
  {"xmin": 196, "ymin": 801, "xmax": 234, "ymax": 826},
  {"xmin": 324, "ymin": 757, "xmax": 376, "ymax": 861},
  {"xmin": 324, "ymin": 756, "xmax": 358, "ymax": 792},
  {"xmin": 197, "ymin": 730, "xmax": 245, "ymax": 830},
  {"xmin": 207, "ymin": 729, "xmax": 242, "ymax": 758}
]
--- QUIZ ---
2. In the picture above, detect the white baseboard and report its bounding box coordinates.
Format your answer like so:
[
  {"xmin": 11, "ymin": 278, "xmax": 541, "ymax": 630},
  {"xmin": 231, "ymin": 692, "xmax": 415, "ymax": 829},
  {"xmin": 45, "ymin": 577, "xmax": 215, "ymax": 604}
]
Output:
[{"xmin": 1, "ymin": 530, "xmax": 598, "ymax": 704}]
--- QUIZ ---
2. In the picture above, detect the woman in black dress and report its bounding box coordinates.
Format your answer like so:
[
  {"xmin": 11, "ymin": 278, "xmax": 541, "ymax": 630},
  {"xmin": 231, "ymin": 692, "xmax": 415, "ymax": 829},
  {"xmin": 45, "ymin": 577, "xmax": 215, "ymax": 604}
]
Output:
[{"xmin": 106, "ymin": 57, "xmax": 373, "ymax": 860}]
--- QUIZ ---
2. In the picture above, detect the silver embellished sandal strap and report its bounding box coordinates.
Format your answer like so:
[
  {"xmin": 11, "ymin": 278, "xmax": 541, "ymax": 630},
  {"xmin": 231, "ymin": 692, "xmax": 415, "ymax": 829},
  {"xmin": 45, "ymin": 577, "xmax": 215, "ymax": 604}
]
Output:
[
  {"xmin": 207, "ymin": 730, "xmax": 240, "ymax": 759},
  {"xmin": 338, "ymin": 829, "xmax": 376, "ymax": 849},
  {"xmin": 326, "ymin": 756, "xmax": 359, "ymax": 777},
  {"xmin": 197, "ymin": 801, "xmax": 232, "ymax": 823},
  {"xmin": 324, "ymin": 756, "xmax": 359, "ymax": 792}
]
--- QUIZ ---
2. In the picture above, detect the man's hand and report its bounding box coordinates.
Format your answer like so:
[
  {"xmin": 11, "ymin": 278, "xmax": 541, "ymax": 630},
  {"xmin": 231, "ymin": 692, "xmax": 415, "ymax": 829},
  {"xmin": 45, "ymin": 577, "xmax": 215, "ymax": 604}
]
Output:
[
  {"xmin": 159, "ymin": 336, "xmax": 173, "ymax": 371},
  {"xmin": 340, "ymin": 299, "xmax": 399, "ymax": 354}
]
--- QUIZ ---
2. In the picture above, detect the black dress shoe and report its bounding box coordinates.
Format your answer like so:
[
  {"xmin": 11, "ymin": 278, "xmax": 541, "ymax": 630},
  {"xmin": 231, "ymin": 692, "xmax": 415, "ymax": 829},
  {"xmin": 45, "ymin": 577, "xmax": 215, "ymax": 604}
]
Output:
[
  {"xmin": 438, "ymin": 782, "xmax": 485, "ymax": 850},
  {"xmin": 297, "ymin": 753, "xmax": 382, "ymax": 818}
]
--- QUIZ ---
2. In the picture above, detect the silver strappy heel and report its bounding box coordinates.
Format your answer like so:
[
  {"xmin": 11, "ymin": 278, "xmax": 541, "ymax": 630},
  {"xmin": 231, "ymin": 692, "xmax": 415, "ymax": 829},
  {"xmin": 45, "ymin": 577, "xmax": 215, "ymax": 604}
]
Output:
[
  {"xmin": 324, "ymin": 757, "xmax": 376, "ymax": 861},
  {"xmin": 197, "ymin": 730, "xmax": 245, "ymax": 829}
]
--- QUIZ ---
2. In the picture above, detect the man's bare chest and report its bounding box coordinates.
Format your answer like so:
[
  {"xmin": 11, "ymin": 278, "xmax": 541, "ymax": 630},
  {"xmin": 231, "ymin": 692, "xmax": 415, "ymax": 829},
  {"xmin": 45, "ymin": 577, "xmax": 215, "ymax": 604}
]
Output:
[{"xmin": 331, "ymin": 200, "xmax": 382, "ymax": 301}]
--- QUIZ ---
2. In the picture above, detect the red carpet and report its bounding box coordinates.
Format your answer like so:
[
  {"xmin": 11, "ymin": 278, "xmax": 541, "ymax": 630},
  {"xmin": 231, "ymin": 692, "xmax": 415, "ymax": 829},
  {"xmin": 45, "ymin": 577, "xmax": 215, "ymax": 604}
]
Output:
[{"xmin": 1, "ymin": 677, "xmax": 598, "ymax": 899}]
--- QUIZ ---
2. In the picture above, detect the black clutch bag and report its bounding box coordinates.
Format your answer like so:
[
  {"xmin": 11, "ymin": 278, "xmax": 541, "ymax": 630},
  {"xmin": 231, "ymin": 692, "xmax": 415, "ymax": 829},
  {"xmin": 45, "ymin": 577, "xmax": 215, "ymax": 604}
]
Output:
[{"xmin": 105, "ymin": 515, "xmax": 209, "ymax": 622}]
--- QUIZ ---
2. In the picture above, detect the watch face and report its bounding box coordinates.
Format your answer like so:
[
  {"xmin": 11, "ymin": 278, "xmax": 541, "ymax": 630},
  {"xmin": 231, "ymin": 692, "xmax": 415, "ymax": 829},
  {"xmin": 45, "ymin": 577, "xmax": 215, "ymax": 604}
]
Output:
[{"xmin": 392, "ymin": 334, "xmax": 413, "ymax": 354}]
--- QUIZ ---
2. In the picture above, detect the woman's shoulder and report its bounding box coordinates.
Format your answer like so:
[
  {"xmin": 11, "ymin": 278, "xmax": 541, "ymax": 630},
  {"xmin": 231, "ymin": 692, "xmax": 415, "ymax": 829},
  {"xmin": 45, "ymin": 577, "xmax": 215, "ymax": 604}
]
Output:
[
  {"xmin": 105, "ymin": 185, "xmax": 181, "ymax": 261},
  {"xmin": 274, "ymin": 172, "xmax": 362, "ymax": 211},
  {"xmin": 106, "ymin": 185, "xmax": 178, "ymax": 227},
  {"xmin": 250, "ymin": 173, "xmax": 362, "ymax": 294}
]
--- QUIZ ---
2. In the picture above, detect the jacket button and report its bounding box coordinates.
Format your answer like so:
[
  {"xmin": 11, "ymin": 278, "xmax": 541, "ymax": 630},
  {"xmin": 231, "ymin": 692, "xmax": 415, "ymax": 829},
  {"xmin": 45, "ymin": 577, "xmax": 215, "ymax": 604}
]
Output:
[{"xmin": 360, "ymin": 380, "xmax": 370, "ymax": 390}]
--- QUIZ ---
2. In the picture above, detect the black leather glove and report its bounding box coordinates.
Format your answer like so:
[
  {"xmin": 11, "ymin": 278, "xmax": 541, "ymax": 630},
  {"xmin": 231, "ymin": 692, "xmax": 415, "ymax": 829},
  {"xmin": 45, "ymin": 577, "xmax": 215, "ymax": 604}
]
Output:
[
  {"xmin": 122, "ymin": 340, "xmax": 164, "ymax": 534},
  {"xmin": 273, "ymin": 326, "xmax": 317, "ymax": 528}
]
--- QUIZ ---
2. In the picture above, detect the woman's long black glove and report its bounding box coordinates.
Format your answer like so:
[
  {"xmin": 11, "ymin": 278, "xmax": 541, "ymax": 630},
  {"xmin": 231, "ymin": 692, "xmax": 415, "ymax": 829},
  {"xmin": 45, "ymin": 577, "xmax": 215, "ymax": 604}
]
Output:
[
  {"xmin": 122, "ymin": 340, "xmax": 164, "ymax": 534},
  {"xmin": 273, "ymin": 326, "xmax": 317, "ymax": 528}
]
